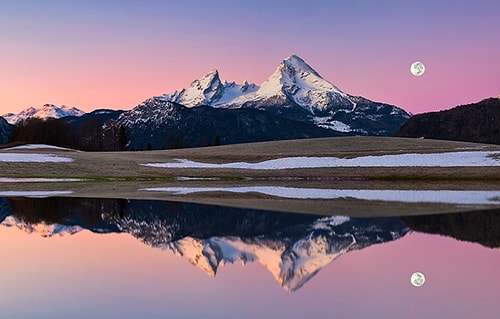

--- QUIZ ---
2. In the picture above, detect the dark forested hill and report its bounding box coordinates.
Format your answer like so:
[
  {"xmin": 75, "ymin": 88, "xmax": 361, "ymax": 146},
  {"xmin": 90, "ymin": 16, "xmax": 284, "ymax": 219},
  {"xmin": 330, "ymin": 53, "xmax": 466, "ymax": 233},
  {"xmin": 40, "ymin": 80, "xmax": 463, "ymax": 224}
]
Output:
[
  {"xmin": 0, "ymin": 117, "xmax": 13, "ymax": 145},
  {"xmin": 396, "ymin": 98, "xmax": 500, "ymax": 145}
]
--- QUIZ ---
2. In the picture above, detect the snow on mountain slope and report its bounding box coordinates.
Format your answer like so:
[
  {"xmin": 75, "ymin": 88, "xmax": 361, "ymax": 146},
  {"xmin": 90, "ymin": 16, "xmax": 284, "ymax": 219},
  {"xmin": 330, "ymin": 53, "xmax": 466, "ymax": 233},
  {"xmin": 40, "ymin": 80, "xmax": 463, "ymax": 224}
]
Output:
[
  {"xmin": 160, "ymin": 55, "xmax": 354, "ymax": 112},
  {"xmin": 2, "ymin": 104, "xmax": 85, "ymax": 124},
  {"xmin": 153, "ymin": 55, "xmax": 410, "ymax": 135},
  {"xmin": 238, "ymin": 55, "xmax": 355, "ymax": 112},
  {"xmin": 160, "ymin": 69, "xmax": 258, "ymax": 107}
]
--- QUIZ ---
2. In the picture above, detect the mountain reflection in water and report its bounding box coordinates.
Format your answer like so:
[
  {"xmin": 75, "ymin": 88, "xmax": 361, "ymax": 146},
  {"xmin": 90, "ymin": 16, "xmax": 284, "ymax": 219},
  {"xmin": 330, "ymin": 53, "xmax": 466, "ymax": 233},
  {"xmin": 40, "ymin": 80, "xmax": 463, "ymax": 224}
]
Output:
[{"xmin": 1, "ymin": 197, "xmax": 499, "ymax": 291}]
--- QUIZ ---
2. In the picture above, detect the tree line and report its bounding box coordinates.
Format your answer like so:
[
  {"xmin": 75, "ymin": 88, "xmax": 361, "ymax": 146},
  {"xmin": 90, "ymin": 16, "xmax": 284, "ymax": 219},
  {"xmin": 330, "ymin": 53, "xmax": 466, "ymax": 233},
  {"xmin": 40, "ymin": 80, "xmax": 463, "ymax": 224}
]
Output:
[{"xmin": 9, "ymin": 117, "xmax": 127, "ymax": 151}]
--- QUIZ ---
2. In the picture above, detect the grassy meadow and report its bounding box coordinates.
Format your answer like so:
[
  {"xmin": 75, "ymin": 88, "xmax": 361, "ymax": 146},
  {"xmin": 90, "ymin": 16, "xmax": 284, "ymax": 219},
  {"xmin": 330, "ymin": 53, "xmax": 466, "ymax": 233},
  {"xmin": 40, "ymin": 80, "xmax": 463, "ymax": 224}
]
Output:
[{"xmin": 1, "ymin": 136, "xmax": 499, "ymax": 216}]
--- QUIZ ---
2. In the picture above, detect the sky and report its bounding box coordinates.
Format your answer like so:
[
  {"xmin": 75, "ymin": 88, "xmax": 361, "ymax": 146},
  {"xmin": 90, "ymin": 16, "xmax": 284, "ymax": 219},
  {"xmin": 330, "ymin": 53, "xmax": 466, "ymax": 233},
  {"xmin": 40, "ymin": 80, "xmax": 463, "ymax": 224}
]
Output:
[{"xmin": 1, "ymin": 0, "xmax": 499, "ymax": 115}]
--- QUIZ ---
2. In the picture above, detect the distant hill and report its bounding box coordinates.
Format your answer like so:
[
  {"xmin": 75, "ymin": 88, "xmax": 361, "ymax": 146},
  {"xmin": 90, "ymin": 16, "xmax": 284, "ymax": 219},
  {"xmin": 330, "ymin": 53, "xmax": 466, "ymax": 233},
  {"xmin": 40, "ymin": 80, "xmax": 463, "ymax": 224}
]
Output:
[
  {"xmin": 0, "ymin": 117, "xmax": 13, "ymax": 144},
  {"xmin": 396, "ymin": 98, "xmax": 500, "ymax": 145}
]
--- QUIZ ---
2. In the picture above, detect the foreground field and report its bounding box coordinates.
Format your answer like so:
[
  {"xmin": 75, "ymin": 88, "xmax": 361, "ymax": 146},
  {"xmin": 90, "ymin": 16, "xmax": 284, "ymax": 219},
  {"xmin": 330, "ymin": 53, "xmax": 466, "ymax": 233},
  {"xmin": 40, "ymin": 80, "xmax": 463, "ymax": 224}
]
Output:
[{"xmin": 1, "ymin": 136, "xmax": 499, "ymax": 216}]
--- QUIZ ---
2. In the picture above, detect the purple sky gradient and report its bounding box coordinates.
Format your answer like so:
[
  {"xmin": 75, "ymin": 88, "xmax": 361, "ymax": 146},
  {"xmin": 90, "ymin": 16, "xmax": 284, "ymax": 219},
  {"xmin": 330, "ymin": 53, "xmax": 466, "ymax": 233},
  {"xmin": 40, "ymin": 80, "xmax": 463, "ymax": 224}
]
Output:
[{"xmin": 1, "ymin": 0, "xmax": 499, "ymax": 115}]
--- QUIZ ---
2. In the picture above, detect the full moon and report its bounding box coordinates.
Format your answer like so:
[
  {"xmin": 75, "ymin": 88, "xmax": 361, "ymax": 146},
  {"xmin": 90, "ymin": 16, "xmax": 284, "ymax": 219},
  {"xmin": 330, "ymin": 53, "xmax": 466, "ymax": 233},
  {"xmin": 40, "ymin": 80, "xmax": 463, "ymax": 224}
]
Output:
[
  {"xmin": 411, "ymin": 272, "xmax": 426, "ymax": 287},
  {"xmin": 410, "ymin": 61, "xmax": 425, "ymax": 76}
]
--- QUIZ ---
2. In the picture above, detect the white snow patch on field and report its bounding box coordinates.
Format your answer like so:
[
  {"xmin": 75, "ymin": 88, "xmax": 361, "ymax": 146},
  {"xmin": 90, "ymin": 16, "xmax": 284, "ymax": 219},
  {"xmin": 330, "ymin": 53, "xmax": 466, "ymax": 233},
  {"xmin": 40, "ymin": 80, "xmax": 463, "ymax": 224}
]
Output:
[
  {"xmin": 0, "ymin": 191, "xmax": 73, "ymax": 198},
  {"xmin": 143, "ymin": 186, "xmax": 500, "ymax": 205},
  {"xmin": 0, "ymin": 178, "xmax": 81, "ymax": 183},
  {"xmin": 0, "ymin": 153, "xmax": 73, "ymax": 163},
  {"xmin": 5, "ymin": 144, "xmax": 74, "ymax": 151},
  {"xmin": 143, "ymin": 151, "xmax": 500, "ymax": 169}
]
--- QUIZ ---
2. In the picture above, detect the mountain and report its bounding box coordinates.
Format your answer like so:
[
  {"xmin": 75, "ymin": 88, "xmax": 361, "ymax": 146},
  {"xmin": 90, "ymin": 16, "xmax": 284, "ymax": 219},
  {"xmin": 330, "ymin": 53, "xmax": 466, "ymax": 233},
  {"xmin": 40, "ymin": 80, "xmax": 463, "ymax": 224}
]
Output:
[
  {"xmin": 240, "ymin": 55, "xmax": 411, "ymax": 135},
  {"xmin": 0, "ymin": 116, "xmax": 13, "ymax": 144},
  {"xmin": 3, "ymin": 56, "xmax": 411, "ymax": 150},
  {"xmin": 118, "ymin": 55, "xmax": 411, "ymax": 149},
  {"xmin": 396, "ymin": 97, "xmax": 500, "ymax": 145},
  {"xmin": 118, "ymin": 98, "xmax": 341, "ymax": 150},
  {"xmin": 162, "ymin": 69, "xmax": 258, "ymax": 107},
  {"xmin": 229, "ymin": 55, "xmax": 355, "ymax": 111},
  {"xmin": 2, "ymin": 104, "xmax": 85, "ymax": 125},
  {"xmin": 160, "ymin": 55, "xmax": 411, "ymax": 135}
]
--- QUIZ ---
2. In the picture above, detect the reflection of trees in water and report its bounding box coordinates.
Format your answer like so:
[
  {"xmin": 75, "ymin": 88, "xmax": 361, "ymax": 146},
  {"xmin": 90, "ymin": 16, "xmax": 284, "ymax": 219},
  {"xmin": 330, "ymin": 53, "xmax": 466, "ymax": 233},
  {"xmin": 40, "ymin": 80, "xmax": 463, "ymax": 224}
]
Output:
[
  {"xmin": 4, "ymin": 197, "xmax": 320, "ymax": 240},
  {"xmin": 402, "ymin": 208, "xmax": 500, "ymax": 249},
  {"xmin": 3, "ymin": 196, "xmax": 500, "ymax": 250},
  {"xmin": 7, "ymin": 197, "xmax": 126, "ymax": 231}
]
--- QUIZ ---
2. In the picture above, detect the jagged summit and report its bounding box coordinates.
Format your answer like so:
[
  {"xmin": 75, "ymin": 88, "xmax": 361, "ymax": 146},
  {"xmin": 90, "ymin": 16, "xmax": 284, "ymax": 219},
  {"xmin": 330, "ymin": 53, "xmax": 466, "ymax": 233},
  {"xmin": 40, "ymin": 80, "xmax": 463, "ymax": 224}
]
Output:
[
  {"xmin": 2, "ymin": 104, "xmax": 85, "ymax": 125},
  {"xmin": 162, "ymin": 69, "xmax": 258, "ymax": 107},
  {"xmin": 161, "ymin": 54, "xmax": 351, "ymax": 111},
  {"xmin": 166, "ymin": 69, "xmax": 223, "ymax": 107},
  {"xmin": 251, "ymin": 54, "xmax": 350, "ymax": 112},
  {"xmin": 263, "ymin": 54, "xmax": 343, "ymax": 94},
  {"xmin": 125, "ymin": 54, "xmax": 410, "ymax": 138},
  {"xmin": 285, "ymin": 55, "xmax": 319, "ymax": 74}
]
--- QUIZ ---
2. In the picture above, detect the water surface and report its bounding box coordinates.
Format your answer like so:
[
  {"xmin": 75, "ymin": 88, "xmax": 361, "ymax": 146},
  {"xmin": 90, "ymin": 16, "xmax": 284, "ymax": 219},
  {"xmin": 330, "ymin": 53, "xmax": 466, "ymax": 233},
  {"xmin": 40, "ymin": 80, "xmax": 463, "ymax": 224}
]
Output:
[{"xmin": 1, "ymin": 197, "xmax": 499, "ymax": 318}]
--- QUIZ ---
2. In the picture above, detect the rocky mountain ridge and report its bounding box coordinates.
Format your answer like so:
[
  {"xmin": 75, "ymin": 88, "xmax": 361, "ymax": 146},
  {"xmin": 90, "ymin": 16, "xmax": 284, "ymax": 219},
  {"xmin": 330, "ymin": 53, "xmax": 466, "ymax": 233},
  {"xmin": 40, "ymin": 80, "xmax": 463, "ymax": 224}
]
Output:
[{"xmin": 2, "ymin": 104, "xmax": 85, "ymax": 125}]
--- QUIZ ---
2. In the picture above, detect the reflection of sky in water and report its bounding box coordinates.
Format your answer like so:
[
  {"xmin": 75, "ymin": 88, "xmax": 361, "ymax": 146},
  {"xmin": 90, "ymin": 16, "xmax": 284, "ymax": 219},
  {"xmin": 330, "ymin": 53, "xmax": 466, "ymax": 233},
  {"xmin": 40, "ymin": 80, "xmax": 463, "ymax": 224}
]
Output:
[
  {"xmin": 1, "ymin": 228, "xmax": 499, "ymax": 319},
  {"xmin": 0, "ymin": 196, "xmax": 499, "ymax": 318}
]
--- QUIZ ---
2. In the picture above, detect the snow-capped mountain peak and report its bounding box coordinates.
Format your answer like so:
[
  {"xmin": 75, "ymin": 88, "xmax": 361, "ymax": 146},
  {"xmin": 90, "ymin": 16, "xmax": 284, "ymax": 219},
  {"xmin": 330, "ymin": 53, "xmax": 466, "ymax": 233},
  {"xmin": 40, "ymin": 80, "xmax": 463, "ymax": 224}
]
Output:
[
  {"xmin": 2, "ymin": 104, "xmax": 85, "ymax": 124},
  {"xmin": 166, "ymin": 69, "xmax": 223, "ymax": 107},
  {"xmin": 252, "ymin": 55, "xmax": 354, "ymax": 112},
  {"xmin": 260, "ymin": 54, "xmax": 343, "ymax": 94},
  {"xmin": 118, "ymin": 54, "xmax": 410, "ymax": 139},
  {"xmin": 161, "ymin": 69, "xmax": 258, "ymax": 107}
]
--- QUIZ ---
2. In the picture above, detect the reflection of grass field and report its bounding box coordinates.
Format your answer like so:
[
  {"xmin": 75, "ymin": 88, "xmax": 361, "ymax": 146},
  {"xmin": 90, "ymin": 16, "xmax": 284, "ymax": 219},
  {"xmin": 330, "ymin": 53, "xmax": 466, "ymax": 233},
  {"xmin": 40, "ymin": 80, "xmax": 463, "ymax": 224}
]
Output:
[{"xmin": 1, "ymin": 136, "xmax": 499, "ymax": 216}]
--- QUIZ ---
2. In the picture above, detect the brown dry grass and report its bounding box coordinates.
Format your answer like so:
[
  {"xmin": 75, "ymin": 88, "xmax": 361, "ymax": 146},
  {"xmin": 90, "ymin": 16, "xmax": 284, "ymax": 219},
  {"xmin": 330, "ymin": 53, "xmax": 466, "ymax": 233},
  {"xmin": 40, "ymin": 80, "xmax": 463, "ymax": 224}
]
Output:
[
  {"xmin": 1, "ymin": 136, "xmax": 499, "ymax": 216},
  {"xmin": 1, "ymin": 136, "xmax": 499, "ymax": 180}
]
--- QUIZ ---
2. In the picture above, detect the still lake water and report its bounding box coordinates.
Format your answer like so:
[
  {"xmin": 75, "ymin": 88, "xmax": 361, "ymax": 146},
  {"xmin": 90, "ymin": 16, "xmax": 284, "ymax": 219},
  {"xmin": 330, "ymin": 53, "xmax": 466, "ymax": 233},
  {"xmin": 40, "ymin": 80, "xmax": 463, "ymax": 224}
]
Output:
[{"xmin": 1, "ymin": 196, "xmax": 499, "ymax": 319}]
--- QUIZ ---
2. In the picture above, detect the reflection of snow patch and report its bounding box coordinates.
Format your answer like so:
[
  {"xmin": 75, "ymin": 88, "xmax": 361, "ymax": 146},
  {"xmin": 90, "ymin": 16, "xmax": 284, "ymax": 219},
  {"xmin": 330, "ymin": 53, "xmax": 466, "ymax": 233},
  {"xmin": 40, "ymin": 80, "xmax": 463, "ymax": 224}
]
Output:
[
  {"xmin": 143, "ymin": 151, "xmax": 500, "ymax": 169},
  {"xmin": 142, "ymin": 186, "xmax": 500, "ymax": 205},
  {"xmin": 0, "ymin": 191, "xmax": 73, "ymax": 198},
  {"xmin": 4, "ymin": 144, "xmax": 75, "ymax": 151}
]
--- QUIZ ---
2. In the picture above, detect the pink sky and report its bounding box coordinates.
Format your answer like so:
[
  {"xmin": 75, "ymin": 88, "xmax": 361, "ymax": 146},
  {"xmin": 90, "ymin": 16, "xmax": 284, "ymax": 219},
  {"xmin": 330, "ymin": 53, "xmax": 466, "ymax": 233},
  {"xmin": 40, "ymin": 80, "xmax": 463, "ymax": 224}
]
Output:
[{"xmin": 1, "ymin": 1, "xmax": 499, "ymax": 115}]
